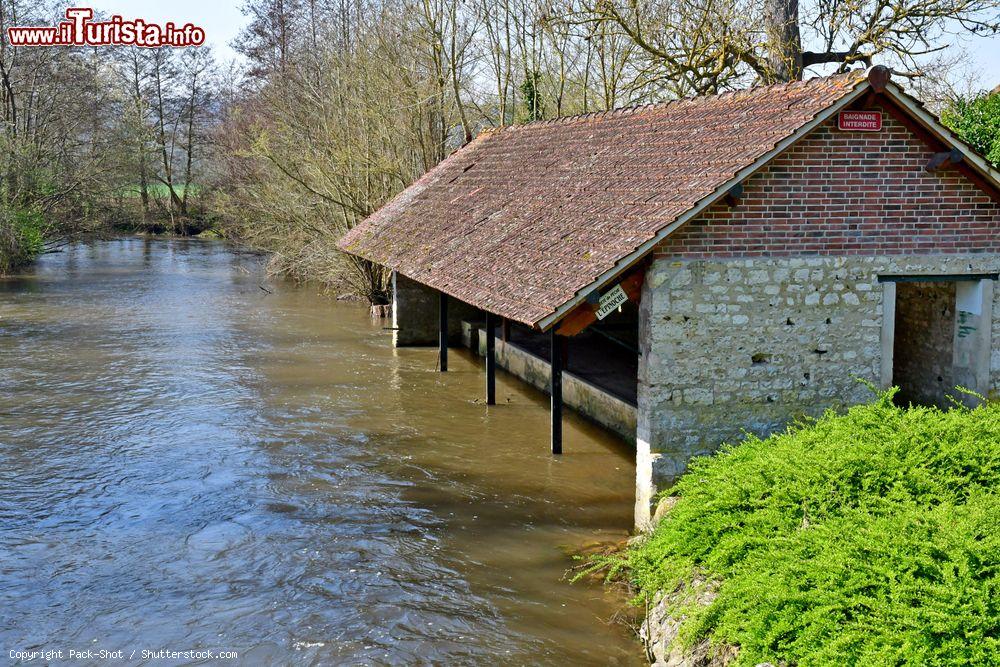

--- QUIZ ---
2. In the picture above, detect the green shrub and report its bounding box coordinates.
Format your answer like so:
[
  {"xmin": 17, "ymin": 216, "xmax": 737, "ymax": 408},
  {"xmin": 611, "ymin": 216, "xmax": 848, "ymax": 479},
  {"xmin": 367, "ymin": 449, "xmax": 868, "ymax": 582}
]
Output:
[
  {"xmin": 623, "ymin": 390, "xmax": 1000, "ymax": 666},
  {"xmin": 942, "ymin": 91, "xmax": 1000, "ymax": 168},
  {"xmin": 0, "ymin": 204, "xmax": 45, "ymax": 274}
]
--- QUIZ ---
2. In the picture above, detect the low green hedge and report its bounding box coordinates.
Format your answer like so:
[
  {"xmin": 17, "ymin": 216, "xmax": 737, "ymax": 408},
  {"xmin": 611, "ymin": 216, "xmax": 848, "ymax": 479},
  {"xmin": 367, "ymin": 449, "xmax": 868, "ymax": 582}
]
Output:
[
  {"xmin": 623, "ymin": 389, "xmax": 1000, "ymax": 666},
  {"xmin": 0, "ymin": 205, "xmax": 44, "ymax": 274}
]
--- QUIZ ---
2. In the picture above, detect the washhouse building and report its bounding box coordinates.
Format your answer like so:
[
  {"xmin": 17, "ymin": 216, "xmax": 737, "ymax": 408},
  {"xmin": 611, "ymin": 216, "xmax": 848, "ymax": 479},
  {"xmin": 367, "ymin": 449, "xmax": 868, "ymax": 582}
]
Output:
[{"xmin": 339, "ymin": 67, "xmax": 1000, "ymax": 528}]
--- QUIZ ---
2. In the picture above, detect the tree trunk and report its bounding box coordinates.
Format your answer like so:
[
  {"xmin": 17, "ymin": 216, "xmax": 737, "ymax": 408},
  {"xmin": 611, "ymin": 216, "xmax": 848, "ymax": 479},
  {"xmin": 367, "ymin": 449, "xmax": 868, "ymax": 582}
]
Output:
[
  {"xmin": 182, "ymin": 69, "xmax": 197, "ymax": 219},
  {"xmin": 130, "ymin": 56, "xmax": 151, "ymax": 219},
  {"xmin": 153, "ymin": 55, "xmax": 183, "ymax": 229},
  {"xmin": 139, "ymin": 167, "xmax": 150, "ymax": 219},
  {"xmin": 763, "ymin": 0, "xmax": 802, "ymax": 82}
]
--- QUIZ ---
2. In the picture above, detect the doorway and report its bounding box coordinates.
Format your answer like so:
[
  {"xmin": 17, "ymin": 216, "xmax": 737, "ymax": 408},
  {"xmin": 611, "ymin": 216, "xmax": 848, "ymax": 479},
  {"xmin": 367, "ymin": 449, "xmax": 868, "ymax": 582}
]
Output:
[
  {"xmin": 892, "ymin": 281, "xmax": 956, "ymax": 407},
  {"xmin": 882, "ymin": 275, "xmax": 995, "ymax": 408}
]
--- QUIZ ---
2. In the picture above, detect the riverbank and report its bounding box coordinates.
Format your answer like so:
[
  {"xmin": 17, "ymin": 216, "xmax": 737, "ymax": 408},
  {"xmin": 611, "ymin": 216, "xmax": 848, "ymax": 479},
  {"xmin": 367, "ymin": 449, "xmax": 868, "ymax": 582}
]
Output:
[
  {"xmin": 0, "ymin": 238, "xmax": 644, "ymax": 664},
  {"xmin": 614, "ymin": 393, "xmax": 1000, "ymax": 666},
  {"xmin": 0, "ymin": 207, "xmax": 221, "ymax": 278}
]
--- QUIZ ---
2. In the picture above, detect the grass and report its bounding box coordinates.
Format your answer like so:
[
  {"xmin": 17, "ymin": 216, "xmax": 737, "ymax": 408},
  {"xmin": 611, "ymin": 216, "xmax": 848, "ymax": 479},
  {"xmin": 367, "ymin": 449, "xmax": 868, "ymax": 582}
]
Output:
[{"xmin": 613, "ymin": 388, "xmax": 1000, "ymax": 666}]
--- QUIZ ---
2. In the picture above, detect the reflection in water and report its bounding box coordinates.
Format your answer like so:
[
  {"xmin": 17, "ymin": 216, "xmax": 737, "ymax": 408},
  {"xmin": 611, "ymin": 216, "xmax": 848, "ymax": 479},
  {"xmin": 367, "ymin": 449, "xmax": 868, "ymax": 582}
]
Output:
[{"xmin": 0, "ymin": 239, "xmax": 642, "ymax": 665}]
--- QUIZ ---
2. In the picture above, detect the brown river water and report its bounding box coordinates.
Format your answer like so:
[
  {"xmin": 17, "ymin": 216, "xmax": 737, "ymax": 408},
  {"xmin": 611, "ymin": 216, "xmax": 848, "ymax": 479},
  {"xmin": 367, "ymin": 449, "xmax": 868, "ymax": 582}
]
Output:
[{"xmin": 0, "ymin": 238, "xmax": 643, "ymax": 665}]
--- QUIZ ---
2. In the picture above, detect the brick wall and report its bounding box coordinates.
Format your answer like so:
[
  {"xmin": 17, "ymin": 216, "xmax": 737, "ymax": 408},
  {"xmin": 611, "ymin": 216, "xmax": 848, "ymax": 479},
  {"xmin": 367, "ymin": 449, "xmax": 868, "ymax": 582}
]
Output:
[{"xmin": 654, "ymin": 107, "xmax": 999, "ymax": 260}]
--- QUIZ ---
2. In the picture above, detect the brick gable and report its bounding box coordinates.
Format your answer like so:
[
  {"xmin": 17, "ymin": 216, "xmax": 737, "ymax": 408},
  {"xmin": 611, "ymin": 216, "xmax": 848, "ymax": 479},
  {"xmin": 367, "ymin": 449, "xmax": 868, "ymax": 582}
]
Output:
[{"xmin": 655, "ymin": 106, "xmax": 1000, "ymax": 260}]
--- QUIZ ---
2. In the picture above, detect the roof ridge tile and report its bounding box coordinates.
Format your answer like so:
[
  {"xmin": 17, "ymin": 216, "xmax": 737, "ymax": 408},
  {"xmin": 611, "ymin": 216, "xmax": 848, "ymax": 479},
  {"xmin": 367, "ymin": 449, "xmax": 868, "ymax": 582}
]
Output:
[{"xmin": 478, "ymin": 69, "xmax": 865, "ymax": 138}]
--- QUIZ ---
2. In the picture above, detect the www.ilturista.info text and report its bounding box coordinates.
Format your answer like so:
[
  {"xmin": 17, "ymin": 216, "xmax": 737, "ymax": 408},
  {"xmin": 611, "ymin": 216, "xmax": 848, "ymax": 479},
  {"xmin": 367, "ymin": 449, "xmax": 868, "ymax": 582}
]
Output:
[{"xmin": 6, "ymin": 8, "xmax": 205, "ymax": 48}]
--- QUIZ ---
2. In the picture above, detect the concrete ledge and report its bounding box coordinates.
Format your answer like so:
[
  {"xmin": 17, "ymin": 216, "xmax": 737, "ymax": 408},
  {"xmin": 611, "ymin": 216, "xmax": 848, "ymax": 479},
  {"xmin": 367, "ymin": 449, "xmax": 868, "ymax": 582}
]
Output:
[
  {"xmin": 461, "ymin": 319, "xmax": 485, "ymax": 351},
  {"xmin": 468, "ymin": 324, "xmax": 637, "ymax": 442}
]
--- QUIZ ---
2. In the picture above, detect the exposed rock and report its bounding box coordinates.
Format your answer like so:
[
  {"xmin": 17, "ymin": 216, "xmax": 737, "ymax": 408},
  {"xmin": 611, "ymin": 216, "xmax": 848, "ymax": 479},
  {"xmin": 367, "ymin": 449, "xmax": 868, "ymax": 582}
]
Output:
[
  {"xmin": 652, "ymin": 496, "xmax": 679, "ymax": 525},
  {"xmin": 640, "ymin": 578, "xmax": 738, "ymax": 667}
]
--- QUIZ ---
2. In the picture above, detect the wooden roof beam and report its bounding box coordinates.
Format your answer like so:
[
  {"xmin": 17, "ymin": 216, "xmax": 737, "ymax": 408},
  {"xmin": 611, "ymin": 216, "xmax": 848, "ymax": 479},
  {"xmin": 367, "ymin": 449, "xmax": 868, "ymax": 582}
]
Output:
[
  {"xmin": 554, "ymin": 268, "xmax": 645, "ymax": 337},
  {"xmin": 724, "ymin": 183, "xmax": 744, "ymax": 207},
  {"xmin": 925, "ymin": 149, "xmax": 964, "ymax": 173}
]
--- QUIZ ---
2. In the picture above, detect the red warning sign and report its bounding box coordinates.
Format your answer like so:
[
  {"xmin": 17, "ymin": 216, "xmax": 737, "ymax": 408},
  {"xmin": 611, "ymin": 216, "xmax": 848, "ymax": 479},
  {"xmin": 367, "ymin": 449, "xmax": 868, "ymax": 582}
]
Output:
[{"xmin": 838, "ymin": 111, "xmax": 883, "ymax": 132}]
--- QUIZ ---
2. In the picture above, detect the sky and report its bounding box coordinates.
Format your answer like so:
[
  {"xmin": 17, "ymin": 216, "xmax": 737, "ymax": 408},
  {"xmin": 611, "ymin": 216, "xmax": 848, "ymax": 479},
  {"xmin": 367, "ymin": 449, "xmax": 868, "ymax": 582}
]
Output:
[
  {"xmin": 89, "ymin": 0, "xmax": 1000, "ymax": 90},
  {"xmin": 89, "ymin": 0, "xmax": 246, "ymax": 64}
]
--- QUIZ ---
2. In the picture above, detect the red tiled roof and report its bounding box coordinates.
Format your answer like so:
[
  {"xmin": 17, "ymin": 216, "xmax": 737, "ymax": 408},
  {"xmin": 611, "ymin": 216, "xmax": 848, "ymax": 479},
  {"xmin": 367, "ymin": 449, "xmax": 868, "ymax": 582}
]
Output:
[{"xmin": 338, "ymin": 71, "xmax": 868, "ymax": 327}]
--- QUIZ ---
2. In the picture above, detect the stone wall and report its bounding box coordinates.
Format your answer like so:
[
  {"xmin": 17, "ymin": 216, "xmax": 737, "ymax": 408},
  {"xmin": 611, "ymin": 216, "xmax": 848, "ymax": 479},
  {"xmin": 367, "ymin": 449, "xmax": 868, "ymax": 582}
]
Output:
[
  {"xmin": 636, "ymin": 254, "xmax": 1000, "ymax": 528},
  {"xmin": 393, "ymin": 272, "xmax": 438, "ymax": 346},
  {"xmin": 392, "ymin": 271, "xmax": 480, "ymax": 347}
]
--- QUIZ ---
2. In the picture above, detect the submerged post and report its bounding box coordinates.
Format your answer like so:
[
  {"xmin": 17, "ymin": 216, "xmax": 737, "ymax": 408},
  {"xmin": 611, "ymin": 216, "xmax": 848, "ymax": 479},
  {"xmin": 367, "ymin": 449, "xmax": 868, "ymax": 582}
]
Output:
[
  {"xmin": 550, "ymin": 328, "xmax": 563, "ymax": 455},
  {"xmin": 485, "ymin": 311, "xmax": 496, "ymax": 405},
  {"xmin": 439, "ymin": 292, "xmax": 448, "ymax": 372}
]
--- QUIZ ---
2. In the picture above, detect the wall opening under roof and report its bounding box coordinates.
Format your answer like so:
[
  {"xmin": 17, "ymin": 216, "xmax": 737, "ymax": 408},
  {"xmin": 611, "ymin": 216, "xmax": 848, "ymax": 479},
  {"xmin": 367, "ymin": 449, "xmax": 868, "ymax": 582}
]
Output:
[
  {"xmin": 459, "ymin": 302, "xmax": 640, "ymax": 441},
  {"xmin": 506, "ymin": 303, "xmax": 639, "ymax": 408}
]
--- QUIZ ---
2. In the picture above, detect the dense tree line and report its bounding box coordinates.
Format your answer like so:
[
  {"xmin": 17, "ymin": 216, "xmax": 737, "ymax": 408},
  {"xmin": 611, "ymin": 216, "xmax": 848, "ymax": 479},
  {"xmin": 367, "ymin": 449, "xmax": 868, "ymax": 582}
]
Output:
[
  {"xmin": 1, "ymin": 0, "xmax": 996, "ymax": 284},
  {"xmin": 0, "ymin": 0, "xmax": 218, "ymax": 272}
]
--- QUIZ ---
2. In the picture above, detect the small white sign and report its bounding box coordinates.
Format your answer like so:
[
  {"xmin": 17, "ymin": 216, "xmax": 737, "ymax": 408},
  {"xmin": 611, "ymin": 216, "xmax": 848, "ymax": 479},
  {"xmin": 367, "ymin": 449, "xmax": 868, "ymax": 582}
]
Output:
[
  {"xmin": 596, "ymin": 284, "xmax": 628, "ymax": 320},
  {"xmin": 956, "ymin": 281, "xmax": 983, "ymax": 316}
]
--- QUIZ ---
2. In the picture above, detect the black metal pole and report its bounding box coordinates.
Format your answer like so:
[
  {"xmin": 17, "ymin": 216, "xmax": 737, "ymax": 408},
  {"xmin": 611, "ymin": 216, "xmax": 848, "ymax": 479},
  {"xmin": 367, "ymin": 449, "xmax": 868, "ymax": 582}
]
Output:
[
  {"xmin": 485, "ymin": 311, "xmax": 496, "ymax": 405},
  {"xmin": 550, "ymin": 329, "xmax": 563, "ymax": 455},
  {"xmin": 439, "ymin": 292, "xmax": 448, "ymax": 372}
]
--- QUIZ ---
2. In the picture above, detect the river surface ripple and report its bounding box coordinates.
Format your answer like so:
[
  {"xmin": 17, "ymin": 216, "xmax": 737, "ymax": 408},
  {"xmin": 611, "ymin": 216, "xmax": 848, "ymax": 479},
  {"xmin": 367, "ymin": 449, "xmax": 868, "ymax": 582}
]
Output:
[{"xmin": 0, "ymin": 239, "xmax": 642, "ymax": 666}]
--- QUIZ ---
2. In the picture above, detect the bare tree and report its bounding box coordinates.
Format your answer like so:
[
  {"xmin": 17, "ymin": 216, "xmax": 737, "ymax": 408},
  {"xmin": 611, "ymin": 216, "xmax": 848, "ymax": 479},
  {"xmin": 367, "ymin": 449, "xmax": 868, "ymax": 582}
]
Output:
[
  {"xmin": 0, "ymin": 0, "xmax": 130, "ymax": 268},
  {"xmin": 179, "ymin": 47, "xmax": 216, "ymax": 220},
  {"xmin": 578, "ymin": 0, "xmax": 1000, "ymax": 87}
]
